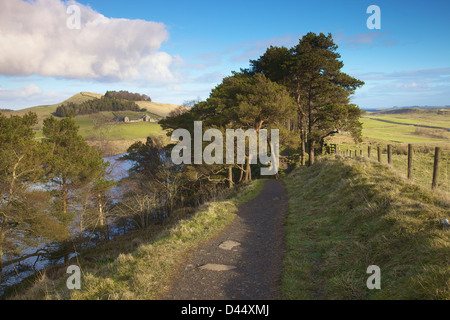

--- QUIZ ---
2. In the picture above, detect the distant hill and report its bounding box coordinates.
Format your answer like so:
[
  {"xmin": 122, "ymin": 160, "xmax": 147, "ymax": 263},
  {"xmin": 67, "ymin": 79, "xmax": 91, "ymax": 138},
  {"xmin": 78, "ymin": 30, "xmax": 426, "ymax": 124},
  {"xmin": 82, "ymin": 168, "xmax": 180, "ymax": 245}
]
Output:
[
  {"xmin": 363, "ymin": 106, "xmax": 450, "ymax": 113},
  {"xmin": 374, "ymin": 107, "xmax": 449, "ymax": 115},
  {"xmin": 1, "ymin": 92, "xmax": 188, "ymax": 156},
  {"xmin": 16, "ymin": 92, "xmax": 186, "ymax": 119},
  {"xmin": 63, "ymin": 92, "xmax": 104, "ymax": 104}
]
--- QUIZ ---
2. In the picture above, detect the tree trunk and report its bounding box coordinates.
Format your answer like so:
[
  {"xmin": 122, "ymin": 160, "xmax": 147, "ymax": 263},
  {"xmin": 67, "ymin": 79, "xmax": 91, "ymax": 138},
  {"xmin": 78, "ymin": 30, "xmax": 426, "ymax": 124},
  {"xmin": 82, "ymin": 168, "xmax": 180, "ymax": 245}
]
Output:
[
  {"xmin": 238, "ymin": 164, "xmax": 244, "ymax": 183},
  {"xmin": 98, "ymin": 193, "xmax": 104, "ymax": 227},
  {"xmin": 244, "ymin": 159, "xmax": 249, "ymax": 182},
  {"xmin": 244, "ymin": 156, "xmax": 252, "ymax": 182},
  {"xmin": 296, "ymin": 79, "xmax": 306, "ymax": 166},
  {"xmin": 309, "ymin": 139, "xmax": 315, "ymax": 166},
  {"xmin": 228, "ymin": 166, "xmax": 233, "ymax": 189},
  {"xmin": 307, "ymin": 88, "xmax": 314, "ymax": 166},
  {"xmin": 299, "ymin": 121, "xmax": 306, "ymax": 166}
]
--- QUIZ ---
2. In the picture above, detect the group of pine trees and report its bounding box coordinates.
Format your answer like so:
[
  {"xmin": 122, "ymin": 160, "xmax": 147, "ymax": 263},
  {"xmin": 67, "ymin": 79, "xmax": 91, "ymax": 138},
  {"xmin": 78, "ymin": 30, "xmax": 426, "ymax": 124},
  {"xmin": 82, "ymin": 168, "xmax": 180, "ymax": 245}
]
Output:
[
  {"xmin": 54, "ymin": 90, "xmax": 152, "ymax": 118},
  {"xmin": 0, "ymin": 113, "xmax": 113, "ymax": 285},
  {"xmin": 55, "ymin": 96, "xmax": 144, "ymax": 117},
  {"xmin": 104, "ymin": 90, "xmax": 151, "ymax": 102},
  {"xmin": 244, "ymin": 32, "xmax": 364, "ymax": 166},
  {"xmin": 160, "ymin": 32, "xmax": 365, "ymax": 187}
]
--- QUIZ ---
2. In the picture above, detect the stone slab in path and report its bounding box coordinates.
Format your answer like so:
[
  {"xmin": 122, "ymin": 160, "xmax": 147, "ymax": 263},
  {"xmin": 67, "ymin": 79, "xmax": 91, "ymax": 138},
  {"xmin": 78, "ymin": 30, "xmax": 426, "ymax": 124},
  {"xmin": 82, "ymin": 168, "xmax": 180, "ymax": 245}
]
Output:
[
  {"xmin": 218, "ymin": 240, "xmax": 241, "ymax": 250},
  {"xmin": 198, "ymin": 264, "xmax": 237, "ymax": 271},
  {"xmin": 164, "ymin": 179, "xmax": 288, "ymax": 300}
]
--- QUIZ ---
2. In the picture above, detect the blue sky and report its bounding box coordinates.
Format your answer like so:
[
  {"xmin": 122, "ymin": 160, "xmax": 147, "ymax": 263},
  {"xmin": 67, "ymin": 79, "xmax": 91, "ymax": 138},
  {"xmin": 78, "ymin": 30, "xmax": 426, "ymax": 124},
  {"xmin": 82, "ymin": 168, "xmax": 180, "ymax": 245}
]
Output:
[{"xmin": 0, "ymin": 0, "xmax": 449, "ymax": 110}]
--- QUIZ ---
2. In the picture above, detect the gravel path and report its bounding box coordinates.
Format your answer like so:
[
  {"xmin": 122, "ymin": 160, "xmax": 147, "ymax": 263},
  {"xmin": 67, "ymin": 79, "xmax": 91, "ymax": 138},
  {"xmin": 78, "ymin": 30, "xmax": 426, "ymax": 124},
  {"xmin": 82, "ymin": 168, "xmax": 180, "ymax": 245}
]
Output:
[{"xmin": 164, "ymin": 179, "xmax": 288, "ymax": 300}]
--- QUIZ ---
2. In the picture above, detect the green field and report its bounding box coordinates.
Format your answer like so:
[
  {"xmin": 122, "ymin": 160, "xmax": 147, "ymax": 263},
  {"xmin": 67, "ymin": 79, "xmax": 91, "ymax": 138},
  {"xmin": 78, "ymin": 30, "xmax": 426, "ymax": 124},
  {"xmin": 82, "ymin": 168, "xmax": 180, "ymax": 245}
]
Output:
[
  {"xmin": 360, "ymin": 108, "xmax": 449, "ymax": 144},
  {"xmin": 30, "ymin": 111, "xmax": 167, "ymax": 150},
  {"xmin": 82, "ymin": 119, "xmax": 164, "ymax": 140},
  {"xmin": 360, "ymin": 118, "xmax": 450, "ymax": 144},
  {"xmin": 326, "ymin": 109, "xmax": 450, "ymax": 195},
  {"xmin": 2, "ymin": 92, "xmax": 180, "ymax": 155},
  {"xmin": 364, "ymin": 109, "xmax": 449, "ymax": 127},
  {"xmin": 74, "ymin": 111, "xmax": 168, "ymax": 155},
  {"xmin": 74, "ymin": 112, "xmax": 163, "ymax": 140}
]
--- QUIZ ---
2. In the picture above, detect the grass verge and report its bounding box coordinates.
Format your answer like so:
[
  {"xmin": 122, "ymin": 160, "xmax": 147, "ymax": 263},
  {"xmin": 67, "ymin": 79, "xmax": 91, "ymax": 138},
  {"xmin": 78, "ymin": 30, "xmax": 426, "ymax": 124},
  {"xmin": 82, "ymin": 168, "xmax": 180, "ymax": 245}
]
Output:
[
  {"xmin": 6, "ymin": 179, "xmax": 265, "ymax": 300},
  {"xmin": 282, "ymin": 156, "xmax": 449, "ymax": 299}
]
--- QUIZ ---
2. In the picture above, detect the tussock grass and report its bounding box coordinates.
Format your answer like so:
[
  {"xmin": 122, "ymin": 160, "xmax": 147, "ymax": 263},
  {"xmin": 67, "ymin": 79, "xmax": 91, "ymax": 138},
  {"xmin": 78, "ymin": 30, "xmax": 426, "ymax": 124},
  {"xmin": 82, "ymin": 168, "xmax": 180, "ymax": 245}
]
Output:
[
  {"xmin": 7, "ymin": 180, "xmax": 265, "ymax": 300},
  {"xmin": 335, "ymin": 144, "xmax": 449, "ymax": 196},
  {"xmin": 282, "ymin": 157, "xmax": 449, "ymax": 300}
]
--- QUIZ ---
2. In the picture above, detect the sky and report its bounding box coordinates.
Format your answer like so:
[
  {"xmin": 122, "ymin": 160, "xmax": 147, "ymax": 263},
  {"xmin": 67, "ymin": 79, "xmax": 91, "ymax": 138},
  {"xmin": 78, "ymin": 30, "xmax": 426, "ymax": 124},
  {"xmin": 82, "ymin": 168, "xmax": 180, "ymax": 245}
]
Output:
[{"xmin": 0, "ymin": 0, "xmax": 449, "ymax": 110}]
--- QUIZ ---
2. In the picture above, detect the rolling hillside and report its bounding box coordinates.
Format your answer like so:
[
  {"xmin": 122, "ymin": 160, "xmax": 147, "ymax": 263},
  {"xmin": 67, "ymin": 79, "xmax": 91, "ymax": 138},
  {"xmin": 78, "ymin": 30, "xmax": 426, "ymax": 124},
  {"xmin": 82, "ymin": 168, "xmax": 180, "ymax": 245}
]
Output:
[
  {"xmin": 16, "ymin": 91, "xmax": 185, "ymax": 119},
  {"xmin": 2, "ymin": 92, "xmax": 186, "ymax": 156},
  {"xmin": 359, "ymin": 107, "xmax": 450, "ymax": 145}
]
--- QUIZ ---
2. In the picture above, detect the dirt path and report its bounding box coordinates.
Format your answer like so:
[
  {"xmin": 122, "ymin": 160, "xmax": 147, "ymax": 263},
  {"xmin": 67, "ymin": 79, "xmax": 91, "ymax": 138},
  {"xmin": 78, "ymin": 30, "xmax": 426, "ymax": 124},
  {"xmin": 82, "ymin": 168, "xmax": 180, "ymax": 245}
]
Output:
[{"xmin": 164, "ymin": 179, "xmax": 289, "ymax": 300}]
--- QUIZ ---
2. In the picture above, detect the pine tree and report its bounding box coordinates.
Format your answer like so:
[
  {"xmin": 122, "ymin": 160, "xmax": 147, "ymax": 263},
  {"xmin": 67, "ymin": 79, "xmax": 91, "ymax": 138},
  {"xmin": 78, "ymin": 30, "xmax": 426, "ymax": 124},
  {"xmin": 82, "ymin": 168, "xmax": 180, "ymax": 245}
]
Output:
[
  {"xmin": 0, "ymin": 112, "xmax": 67, "ymax": 284},
  {"xmin": 42, "ymin": 116, "xmax": 108, "ymax": 263}
]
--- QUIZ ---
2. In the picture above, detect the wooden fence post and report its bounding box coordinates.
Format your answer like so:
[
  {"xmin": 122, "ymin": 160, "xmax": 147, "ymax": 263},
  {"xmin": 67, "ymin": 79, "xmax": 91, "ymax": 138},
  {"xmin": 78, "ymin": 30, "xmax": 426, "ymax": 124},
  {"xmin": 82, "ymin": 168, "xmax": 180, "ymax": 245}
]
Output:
[
  {"xmin": 377, "ymin": 146, "xmax": 381, "ymax": 163},
  {"xmin": 432, "ymin": 147, "xmax": 441, "ymax": 190},
  {"xmin": 368, "ymin": 146, "xmax": 371, "ymax": 159},
  {"xmin": 407, "ymin": 144, "xmax": 413, "ymax": 179},
  {"xmin": 387, "ymin": 144, "xmax": 392, "ymax": 166}
]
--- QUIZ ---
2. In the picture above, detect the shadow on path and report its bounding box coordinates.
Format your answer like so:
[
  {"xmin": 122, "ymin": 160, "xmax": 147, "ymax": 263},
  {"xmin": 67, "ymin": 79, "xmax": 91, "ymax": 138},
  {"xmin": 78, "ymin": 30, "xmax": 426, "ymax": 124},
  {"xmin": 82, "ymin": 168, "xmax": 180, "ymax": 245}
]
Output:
[{"xmin": 164, "ymin": 179, "xmax": 289, "ymax": 300}]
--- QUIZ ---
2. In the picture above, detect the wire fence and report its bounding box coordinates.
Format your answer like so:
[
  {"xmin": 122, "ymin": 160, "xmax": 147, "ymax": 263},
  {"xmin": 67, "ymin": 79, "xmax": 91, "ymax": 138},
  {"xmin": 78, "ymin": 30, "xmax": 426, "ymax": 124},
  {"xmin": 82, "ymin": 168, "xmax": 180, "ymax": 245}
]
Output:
[{"xmin": 333, "ymin": 144, "xmax": 449, "ymax": 195}]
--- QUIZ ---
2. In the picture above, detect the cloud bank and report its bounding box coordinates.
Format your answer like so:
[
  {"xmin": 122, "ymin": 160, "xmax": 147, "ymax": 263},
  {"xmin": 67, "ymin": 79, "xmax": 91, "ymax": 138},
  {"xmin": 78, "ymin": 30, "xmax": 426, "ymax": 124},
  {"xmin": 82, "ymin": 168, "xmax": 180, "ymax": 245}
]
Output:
[{"xmin": 0, "ymin": 0, "xmax": 174, "ymax": 82}]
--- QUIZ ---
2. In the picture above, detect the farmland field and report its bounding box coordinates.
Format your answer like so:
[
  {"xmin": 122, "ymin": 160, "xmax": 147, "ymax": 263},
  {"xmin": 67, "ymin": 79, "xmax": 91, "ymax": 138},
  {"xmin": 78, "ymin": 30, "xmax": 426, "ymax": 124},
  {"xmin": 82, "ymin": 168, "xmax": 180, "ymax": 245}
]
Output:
[
  {"xmin": 1, "ymin": 92, "xmax": 179, "ymax": 155},
  {"xmin": 360, "ymin": 108, "xmax": 449, "ymax": 145},
  {"xmin": 363, "ymin": 108, "xmax": 449, "ymax": 129},
  {"xmin": 360, "ymin": 118, "xmax": 449, "ymax": 144},
  {"xmin": 327, "ymin": 108, "xmax": 450, "ymax": 195}
]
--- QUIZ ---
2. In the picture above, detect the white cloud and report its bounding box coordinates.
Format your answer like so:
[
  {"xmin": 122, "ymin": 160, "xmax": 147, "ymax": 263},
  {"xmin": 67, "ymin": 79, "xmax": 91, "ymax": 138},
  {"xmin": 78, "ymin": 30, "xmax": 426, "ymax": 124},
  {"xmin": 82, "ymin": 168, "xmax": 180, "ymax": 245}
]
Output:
[
  {"xmin": 0, "ymin": 0, "xmax": 174, "ymax": 83},
  {"xmin": 0, "ymin": 84, "xmax": 42, "ymax": 100}
]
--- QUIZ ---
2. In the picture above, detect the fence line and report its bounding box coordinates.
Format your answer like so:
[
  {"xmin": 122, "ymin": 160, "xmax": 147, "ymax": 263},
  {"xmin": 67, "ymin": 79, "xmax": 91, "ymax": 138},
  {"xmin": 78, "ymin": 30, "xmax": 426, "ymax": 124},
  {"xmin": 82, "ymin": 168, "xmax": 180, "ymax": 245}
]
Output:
[{"xmin": 333, "ymin": 143, "xmax": 449, "ymax": 192}]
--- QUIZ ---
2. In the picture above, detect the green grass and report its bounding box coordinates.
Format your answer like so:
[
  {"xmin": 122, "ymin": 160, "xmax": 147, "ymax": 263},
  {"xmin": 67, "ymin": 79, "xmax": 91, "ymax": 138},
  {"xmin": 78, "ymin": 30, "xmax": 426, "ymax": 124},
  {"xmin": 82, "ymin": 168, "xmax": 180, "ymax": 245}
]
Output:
[
  {"xmin": 360, "ymin": 109, "xmax": 450, "ymax": 144},
  {"xmin": 364, "ymin": 109, "xmax": 449, "ymax": 129},
  {"xmin": 329, "ymin": 110, "xmax": 449, "ymax": 195},
  {"xmin": 100, "ymin": 122, "xmax": 163, "ymax": 141},
  {"xmin": 31, "ymin": 112, "xmax": 166, "ymax": 149},
  {"xmin": 74, "ymin": 113, "xmax": 164, "ymax": 140},
  {"xmin": 282, "ymin": 157, "xmax": 449, "ymax": 300},
  {"xmin": 7, "ymin": 179, "xmax": 265, "ymax": 300},
  {"xmin": 389, "ymin": 150, "xmax": 449, "ymax": 196},
  {"xmin": 6, "ymin": 92, "xmax": 172, "ymax": 150},
  {"xmin": 360, "ymin": 118, "xmax": 449, "ymax": 144},
  {"xmin": 335, "ymin": 145, "xmax": 450, "ymax": 196}
]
